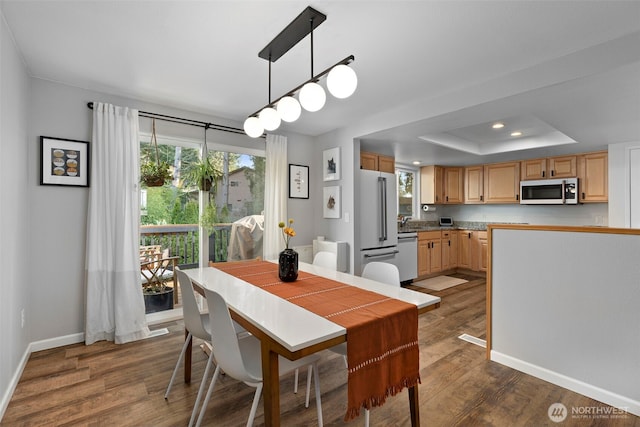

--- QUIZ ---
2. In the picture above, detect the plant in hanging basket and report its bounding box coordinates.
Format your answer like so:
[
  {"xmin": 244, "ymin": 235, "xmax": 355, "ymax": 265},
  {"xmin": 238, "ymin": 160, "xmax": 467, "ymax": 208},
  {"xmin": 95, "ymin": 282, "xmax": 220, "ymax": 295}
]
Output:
[
  {"xmin": 140, "ymin": 160, "xmax": 173, "ymax": 187},
  {"xmin": 184, "ymin": 156, "xmax": 220, "ymax": 191},
  {"xmin": 140, "ymin": 118, "xmax": 173, "ymax": 187}
]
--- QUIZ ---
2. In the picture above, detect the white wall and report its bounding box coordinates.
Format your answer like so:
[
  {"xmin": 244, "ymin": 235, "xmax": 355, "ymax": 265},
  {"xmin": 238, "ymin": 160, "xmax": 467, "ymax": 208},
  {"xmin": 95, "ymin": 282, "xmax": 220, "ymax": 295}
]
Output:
[
  {"xmin": 0, "ymin": 8, "xmax": 31, "ymax": 417},
  {"xmin": 490, "ymin": 227, "xmax": 640, "ymax": 415},
  {"xmin": 25, "ymin": 79, "xmax": 317, "ymax": 343},
  {"xmin": 609, "ymin": 141, "xmax": 640, "ymax": 227}
]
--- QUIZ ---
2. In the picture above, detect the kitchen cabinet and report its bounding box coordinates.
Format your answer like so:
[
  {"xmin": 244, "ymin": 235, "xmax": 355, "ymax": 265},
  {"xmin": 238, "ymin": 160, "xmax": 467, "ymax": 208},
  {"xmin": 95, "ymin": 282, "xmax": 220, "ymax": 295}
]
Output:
[
  {"xmin": 420, "ymin": 165, "xmax": 463, "ymax": 204},
  {"xmin": 443, "ymin": 167, "xmax": 464, "ymax": 204},
  {"xmin": 360, "ymin": 151, "xmax": 395, "ymax": 173},
  {"xmin": 464, "ymin": 165, "xmax": 484, "ymax": 204},
  {"xmin": 420, "ymin": 165, "xmax": 444, "ymax": 204},
  {"xmin": 520, "ymin": 155, "xmax": 577, "ymax": 180},
  {"xmin": 483, "ymin": 161, "xmax": 520, "ymax": 203},
  {"xmin": 458, "ymin": 230, "xmax": 487, "ymax": 272},
  {"xmin": 441, "ymin": 230, "xmax": 457, "ymax": 270},
  {"xmin": 548, "ymin": 155, "xmax": 577, "ymax": 178},
  {"xmin": 418, "ymin": 231, "xmax": 442, "ymax": 276},
  {"xmin": 578, "ymin": 151, "xmax": 608, "ymax": 202}
]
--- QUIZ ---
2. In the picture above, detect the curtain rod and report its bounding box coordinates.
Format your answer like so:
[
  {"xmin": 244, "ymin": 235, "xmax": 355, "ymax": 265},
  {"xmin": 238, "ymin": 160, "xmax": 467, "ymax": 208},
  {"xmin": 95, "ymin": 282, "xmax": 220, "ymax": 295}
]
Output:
[{"xmin": 86, "ymin": 102, "xmax": 262, "ymax": 138}]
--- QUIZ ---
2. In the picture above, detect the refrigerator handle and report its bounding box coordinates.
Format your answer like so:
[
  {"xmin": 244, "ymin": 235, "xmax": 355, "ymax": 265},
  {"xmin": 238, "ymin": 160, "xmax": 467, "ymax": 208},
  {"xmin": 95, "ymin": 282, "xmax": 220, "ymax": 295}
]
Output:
[{"xmin": 379, "ymin": 176, "xmax": 387, "ymax": 241}]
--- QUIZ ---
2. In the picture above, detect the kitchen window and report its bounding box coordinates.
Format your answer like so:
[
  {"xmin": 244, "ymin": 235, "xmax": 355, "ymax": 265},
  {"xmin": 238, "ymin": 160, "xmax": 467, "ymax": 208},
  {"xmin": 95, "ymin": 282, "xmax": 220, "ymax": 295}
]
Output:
[{"xmin": 396, "ymin": 168, "xmax": 417, "ymax": 217}]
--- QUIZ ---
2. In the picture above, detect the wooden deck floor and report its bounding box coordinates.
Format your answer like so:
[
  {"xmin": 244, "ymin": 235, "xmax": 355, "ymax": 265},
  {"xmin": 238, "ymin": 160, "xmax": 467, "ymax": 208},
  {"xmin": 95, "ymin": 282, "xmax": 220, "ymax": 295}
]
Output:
[{"xmin": 3, "ymin": 275, "xmax": 638, "ymax": 426}]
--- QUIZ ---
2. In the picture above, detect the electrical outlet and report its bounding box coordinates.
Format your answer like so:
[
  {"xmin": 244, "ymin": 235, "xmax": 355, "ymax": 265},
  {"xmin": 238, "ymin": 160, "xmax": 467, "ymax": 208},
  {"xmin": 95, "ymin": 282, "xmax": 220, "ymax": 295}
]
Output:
[{"xmin": 21, "ymin": 309, "xmax": 25, "ymax": 328}]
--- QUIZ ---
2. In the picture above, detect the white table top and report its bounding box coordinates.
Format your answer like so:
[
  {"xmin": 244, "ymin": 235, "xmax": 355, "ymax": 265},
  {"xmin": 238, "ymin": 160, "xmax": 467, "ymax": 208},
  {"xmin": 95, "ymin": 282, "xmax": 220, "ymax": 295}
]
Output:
[{"xmin": 182, "ymin": 262, "xmax": 441, "ymax": 353}]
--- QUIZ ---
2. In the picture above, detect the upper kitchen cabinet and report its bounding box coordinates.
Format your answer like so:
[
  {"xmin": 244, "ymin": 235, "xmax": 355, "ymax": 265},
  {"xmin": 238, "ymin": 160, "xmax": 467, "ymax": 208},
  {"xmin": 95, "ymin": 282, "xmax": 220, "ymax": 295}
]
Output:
[
  {"xmin": 521, "ymin": 155, "xmax": 577, "ymax": 180},
  {"xmin": 443, "ymin": 167, "xmax": 464, "ymax": 204},
  {"xmin": 360, "ymin": 151, "xmax": 395, "ymax": 173},
  {"xmin": 548, "ymin": 155, "xmax": 577, "ymax": 178},
  {"xmin": 464, "ymin": 165, "xmax": 484, "ymax": 204},
  {"xmin": 484, "ymin": 161, "xmax": 520, "ymax": 203},
  {"xmin": 420, "ymin": 166, "xmax": 463, "ymax": 204},
  {"xmin": 420, "ymin": 165, "xmax": 444, "ymax": 204},
  {"xmin": 578, "ymin": 151, "xmax": 608, "ymax": 202}
]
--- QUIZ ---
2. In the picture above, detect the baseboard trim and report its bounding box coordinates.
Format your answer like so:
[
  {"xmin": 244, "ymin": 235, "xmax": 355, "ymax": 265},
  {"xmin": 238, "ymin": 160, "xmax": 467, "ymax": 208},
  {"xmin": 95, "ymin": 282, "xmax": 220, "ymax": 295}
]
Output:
[
  {"xmin": 0, "ymin": 345, "xmax": 31, "ymax": 422},
  {"xmin": 491, "ymin": 351, "xmax": 640, "ymax": 417},
  {"xmin": 30, "ymin": 332, "xmax": 85, "ymax": 353}
]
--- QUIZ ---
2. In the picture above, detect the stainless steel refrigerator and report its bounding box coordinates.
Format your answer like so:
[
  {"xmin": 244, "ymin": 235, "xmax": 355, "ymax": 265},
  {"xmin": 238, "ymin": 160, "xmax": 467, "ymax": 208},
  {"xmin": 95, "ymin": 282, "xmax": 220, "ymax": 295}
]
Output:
[{"xmin": 359, "ymin": 169, "xmax": 398, "ymax": 274}]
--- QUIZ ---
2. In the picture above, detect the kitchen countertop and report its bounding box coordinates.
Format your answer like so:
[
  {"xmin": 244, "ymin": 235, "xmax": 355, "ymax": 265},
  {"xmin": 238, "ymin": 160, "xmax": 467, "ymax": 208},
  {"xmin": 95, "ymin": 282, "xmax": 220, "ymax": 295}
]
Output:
[{"xmin": 398, "ymin": 220, "xmax": 490, "ymax": 232}]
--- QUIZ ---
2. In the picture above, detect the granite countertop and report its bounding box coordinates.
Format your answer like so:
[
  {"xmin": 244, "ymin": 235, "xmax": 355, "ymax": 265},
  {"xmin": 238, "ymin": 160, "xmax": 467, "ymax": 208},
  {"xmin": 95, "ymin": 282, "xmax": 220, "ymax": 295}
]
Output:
[{"xmin": 398, "ymin": 220, "xmax": 488, "ymax": 232}]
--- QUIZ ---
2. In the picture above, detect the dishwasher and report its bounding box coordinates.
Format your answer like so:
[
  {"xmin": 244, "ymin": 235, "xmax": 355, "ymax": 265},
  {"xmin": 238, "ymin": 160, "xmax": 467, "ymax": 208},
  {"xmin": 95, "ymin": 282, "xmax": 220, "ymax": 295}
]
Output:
[{"xmin": 397, "ymin": 232, "xmax": 418, "ymax": 284}]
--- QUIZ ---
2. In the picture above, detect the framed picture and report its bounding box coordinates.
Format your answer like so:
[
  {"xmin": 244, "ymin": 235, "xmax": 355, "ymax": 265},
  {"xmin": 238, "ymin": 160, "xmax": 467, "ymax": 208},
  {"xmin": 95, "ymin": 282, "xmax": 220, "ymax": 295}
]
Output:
[
  {"xmin": 289, "ymin": 164, "xmax": 309, "ymax": 199},
  {"xmin": 40, "ymin": 136, "xmax": 90, "ymax": 187},
  {"xmin": 322, "ymin": 147, "xmax": 340, "ymax": 181},
  {"xmin": 323, "ymin": 185, "xmax": 341, "ymax": 219}
]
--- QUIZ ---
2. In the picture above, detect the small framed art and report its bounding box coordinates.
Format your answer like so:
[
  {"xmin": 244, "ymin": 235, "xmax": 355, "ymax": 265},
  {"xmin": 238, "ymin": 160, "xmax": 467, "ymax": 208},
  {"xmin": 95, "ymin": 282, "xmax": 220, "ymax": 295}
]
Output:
[
  {"xmin": 40, "ymin": 136, "xmax": 90, "ymax": 187},
  {"xmin": 322, "ymin": 147, "xmax": 340, "ymax": 181},
  {"xmin": 323, "ymin": 185, "xmax": 341, "ymax": 219},
  {"xmin": 289, "ymin": 164, "xmax": 309, "ymax": 199}
]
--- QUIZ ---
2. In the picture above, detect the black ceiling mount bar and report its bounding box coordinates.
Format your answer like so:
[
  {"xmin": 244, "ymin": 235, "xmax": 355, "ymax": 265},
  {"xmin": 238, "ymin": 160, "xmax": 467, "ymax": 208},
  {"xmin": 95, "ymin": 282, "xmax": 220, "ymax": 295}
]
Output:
[
  {"xmin": 258, "ymin": 6, "xmax": 326, "ymax": 62},
  {"xmin": 248, "ymin": 54, "xmax": 354, "ymax": 118},
  {"xmin": 86, "ymin": 102, "xmax": 253, "ymax": 137}
]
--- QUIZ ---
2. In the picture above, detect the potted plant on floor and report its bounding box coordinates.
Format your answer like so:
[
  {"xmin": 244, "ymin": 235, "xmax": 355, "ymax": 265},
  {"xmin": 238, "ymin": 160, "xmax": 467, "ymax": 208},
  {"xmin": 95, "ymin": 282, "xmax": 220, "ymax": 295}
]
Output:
[{"xmin": 141, "ymin": 254, "xmax": 179, "ymax": 313}]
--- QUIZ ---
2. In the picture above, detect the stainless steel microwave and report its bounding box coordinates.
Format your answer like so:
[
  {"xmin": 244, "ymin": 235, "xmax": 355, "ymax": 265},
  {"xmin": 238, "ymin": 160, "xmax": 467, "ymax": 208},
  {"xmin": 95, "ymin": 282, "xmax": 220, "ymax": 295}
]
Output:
[{"xmin": 520, "ymin": 178, "xmax": 579, "ymax": 205}]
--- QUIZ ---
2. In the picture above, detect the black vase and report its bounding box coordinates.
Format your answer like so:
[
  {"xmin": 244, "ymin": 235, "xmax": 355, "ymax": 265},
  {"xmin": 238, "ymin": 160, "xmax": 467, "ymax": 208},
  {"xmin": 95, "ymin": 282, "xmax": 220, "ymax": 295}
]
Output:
[{"xmin": 279, "ymin": 248, "xmax": 298, "ymax": 282}]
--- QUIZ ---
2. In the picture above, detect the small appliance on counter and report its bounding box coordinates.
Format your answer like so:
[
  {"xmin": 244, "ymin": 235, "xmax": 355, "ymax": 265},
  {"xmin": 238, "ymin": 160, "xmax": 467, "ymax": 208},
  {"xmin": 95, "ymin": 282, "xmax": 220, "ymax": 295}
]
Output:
[{"xmin": 439, "ymin": 217, "xmax": 453, "ymax": 227}]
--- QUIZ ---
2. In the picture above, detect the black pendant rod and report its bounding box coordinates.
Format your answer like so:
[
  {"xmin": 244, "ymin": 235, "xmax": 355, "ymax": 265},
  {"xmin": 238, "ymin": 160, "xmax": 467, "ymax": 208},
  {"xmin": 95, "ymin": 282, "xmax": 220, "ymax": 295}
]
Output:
[
  {"xmin": 248, "ymin": 54, "xmax": 354, "ymax": 118},
  {"xmin": 86, "ymin": 102, "xmax": 252, "ymax": 137}
]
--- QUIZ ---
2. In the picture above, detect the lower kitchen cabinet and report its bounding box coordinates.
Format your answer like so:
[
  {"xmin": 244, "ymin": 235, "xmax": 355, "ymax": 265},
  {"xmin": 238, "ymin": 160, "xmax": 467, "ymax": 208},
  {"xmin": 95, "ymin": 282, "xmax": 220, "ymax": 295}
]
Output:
[
  {"xmin": 418, "ymin": 231, "xmax": 442, "ymax": 276},
  {"xmin": 441, "ymin": 230, "xmax": 457, "ymax": 270},
  {"xmin": 458, "ymin": 230, "xmax": 487, "ymax": 272}
]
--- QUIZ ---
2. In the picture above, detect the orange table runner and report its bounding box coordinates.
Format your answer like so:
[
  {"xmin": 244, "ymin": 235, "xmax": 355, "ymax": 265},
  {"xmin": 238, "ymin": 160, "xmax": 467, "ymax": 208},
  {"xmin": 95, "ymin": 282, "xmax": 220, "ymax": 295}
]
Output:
[{"xmin": 213, "ymin": 260, "xmax": 420, "ymax": 421}]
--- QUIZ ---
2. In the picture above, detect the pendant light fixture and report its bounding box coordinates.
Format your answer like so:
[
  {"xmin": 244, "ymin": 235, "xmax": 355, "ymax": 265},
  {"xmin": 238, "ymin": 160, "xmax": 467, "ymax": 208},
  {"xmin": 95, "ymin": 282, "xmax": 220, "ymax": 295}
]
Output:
[{"xmin": 243, "ymin": 6, "xmax": 357, "ymax": 138}]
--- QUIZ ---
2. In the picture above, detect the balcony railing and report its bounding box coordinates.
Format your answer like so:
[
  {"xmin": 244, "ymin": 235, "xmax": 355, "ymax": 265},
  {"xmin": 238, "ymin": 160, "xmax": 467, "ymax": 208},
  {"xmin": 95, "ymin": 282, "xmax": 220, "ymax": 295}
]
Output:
[{"xmin": 140, "ymin": 223, "xmax": 232, "ymax": 268}]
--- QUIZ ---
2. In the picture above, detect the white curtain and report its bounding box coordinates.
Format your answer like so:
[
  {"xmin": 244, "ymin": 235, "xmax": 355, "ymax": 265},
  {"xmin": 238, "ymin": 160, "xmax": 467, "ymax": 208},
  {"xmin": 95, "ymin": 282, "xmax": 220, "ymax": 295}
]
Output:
[
  {"xmin": 85, "ymin": 102, "xmax": 150, "ymax": 345},
  {"xmin": 263, "ymin": 134, "xmax": 288, "ymax": 260}
]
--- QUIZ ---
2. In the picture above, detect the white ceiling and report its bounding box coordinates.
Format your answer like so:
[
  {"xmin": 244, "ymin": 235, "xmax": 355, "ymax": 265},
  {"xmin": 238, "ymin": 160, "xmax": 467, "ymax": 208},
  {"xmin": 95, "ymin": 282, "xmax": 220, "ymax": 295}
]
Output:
[{"xmin": 2, "ymin": 0, "xmax": 640, "ymax": 166}]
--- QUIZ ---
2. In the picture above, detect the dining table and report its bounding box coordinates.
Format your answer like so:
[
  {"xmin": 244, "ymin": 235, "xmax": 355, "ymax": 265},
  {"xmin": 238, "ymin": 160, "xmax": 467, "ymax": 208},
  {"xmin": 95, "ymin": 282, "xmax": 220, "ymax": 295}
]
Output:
[{"xmin": 182, "ymin": 261, "xmax": 441, "ymax": 426}]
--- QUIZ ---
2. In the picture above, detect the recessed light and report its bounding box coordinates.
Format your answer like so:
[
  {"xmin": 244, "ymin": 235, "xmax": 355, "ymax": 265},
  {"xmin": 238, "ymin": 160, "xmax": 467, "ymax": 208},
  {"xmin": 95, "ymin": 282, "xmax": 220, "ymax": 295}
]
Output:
[
  {"xmin": 492, "ymin": 122, "xmax": 505, "ymax": 129},
  {"xmin": 412, "ymin": 161, "xmax": 421, "ymax": 165},
  {"xmin": 510, "ymin": 131, "xmax": 523, "ymax": 137}
]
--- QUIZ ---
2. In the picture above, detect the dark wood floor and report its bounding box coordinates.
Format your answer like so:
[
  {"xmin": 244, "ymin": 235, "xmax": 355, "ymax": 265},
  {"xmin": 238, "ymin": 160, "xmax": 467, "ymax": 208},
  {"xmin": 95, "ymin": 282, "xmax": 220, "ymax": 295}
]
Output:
[{"xmin": 3, "ymin": 276, "xmax": 638, "ymax": 426}]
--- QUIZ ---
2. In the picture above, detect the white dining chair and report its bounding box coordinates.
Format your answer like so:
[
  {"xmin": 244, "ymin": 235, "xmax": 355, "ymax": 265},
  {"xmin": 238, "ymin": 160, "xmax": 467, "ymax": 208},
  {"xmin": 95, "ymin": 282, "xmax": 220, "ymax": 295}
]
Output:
[
  {"xmin": 165, "ymin": 268, "xmax": 247, "ymax": 426},
  {"xmin": 362, "ymin": 261, "xmax": 401, "ymax": 287},
  {"xmin": 312, "ymin": 251, "xmax": 338, "ymax": 270},
  {"xmin": 193, "ymin": 288, "xmax": 324, "ymax": 427}
]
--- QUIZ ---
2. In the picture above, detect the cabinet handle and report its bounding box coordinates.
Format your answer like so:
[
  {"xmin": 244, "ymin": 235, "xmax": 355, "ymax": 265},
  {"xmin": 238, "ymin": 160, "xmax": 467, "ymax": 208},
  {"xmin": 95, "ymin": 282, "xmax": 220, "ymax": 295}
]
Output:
[
  {"xmin": 582, "ymin": 192, "xmax": 585, "ymax": 199},
  {"xmin": 468, "ymin": 232, "xmax": 471, "ymax": 239},
  {"xmin": 542, "ymin": 171, "xmax": 545, "ymax": 178},
  {"xmin": 480, "ymin": 195, "xmax": 483, "ymax": 201},
  {"xmin": 446, "ymin": 196, "xmax": 449, "ymax": 202},
  {"xmin": 448, "ymin": 240, "xmax": 451, "ymax": 246},
  {"xmin": 551, "ymin": 170, "xmax": 555, "ymax": 177},
  {"xmin": 516, "ymin": 194, "xmax": 519, "ymax": 201}
]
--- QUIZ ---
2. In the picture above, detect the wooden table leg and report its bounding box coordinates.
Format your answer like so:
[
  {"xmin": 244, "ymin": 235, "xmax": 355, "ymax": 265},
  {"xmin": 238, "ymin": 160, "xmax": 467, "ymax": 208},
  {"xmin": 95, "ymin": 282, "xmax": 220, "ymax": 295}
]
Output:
[
  {"xmin": 184, "ymin": 328, "xmax": 192, "ymax": 383},
  {"xmin": 409, "ymin": 384, "xmax": 420, "ymax": 426},
  {"xmin": 261, "ymin": 341, "xmax": 280, "ymax": 426}
]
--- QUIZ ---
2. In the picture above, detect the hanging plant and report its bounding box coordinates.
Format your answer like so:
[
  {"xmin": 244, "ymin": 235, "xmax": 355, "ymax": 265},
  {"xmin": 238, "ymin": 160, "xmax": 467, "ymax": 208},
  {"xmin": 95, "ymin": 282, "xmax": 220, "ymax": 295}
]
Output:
[
  {"xmin": 140, "ymin": 119, "xmax": 172, "ymax": 187},
  {"xmin": 184, "ymin": 156, "xmax": 220, "ymax": 191}
]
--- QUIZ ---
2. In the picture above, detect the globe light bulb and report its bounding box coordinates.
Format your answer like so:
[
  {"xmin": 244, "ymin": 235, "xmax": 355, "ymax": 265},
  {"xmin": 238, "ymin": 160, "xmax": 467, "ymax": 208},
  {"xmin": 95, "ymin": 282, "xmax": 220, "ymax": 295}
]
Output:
[
  {"xmin": 299, "ymin": 81, "xmax": 326, "ymax": 112},
  {"xmin": 327, "ymin": 64, "xmax": 358, "ymax": 99},
  {"xmin": 258, "ymin": 107, "xmax": 281, "ymax": 131},
  {"xmin": 276, "ymin": 96, "xmax": 302, "ymax": 122},
  {"xmin": 243, "ymin": 116, "xmax": 264, "ymax": 138}
]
